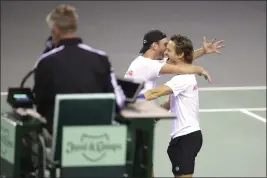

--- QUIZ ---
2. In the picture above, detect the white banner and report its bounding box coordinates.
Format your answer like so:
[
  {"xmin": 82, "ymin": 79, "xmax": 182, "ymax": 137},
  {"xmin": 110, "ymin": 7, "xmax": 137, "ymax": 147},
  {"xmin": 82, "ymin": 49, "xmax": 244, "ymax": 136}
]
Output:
[{"xmin": 61, "ymin": 125, "xmax": 127, "ymax": 167}]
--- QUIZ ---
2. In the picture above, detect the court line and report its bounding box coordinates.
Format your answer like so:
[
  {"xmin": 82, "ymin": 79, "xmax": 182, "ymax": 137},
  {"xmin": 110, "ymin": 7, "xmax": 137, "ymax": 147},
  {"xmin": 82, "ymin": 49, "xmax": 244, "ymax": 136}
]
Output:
[
  {"xmin": 199, "ymin": 86, "xmax": 266, "ymax": 91},
  {"xmin": 240, "ymin": 109, "xmax": 266, "ymax": 123},
  {"xmin": 200, "ymin": 108, "xmax": 266, "ymax": 112},
  {"xmin": 0, "ymin": 86, "xmax": 266, "ymax": 95}
]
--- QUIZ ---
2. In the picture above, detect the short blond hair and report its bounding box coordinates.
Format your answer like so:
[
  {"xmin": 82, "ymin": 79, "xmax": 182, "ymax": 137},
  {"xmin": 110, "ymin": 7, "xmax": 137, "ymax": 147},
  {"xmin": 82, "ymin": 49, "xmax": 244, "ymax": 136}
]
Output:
[{"xmin": 46, "ymin": 4, "xmax": 78, "ymax": 33}]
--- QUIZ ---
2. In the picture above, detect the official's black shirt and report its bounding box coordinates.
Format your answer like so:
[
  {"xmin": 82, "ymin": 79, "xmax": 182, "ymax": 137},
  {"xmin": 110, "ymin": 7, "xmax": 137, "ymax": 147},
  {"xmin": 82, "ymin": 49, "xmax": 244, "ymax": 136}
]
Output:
[{"xmin": 33, "ymin": 38, "xmax": 125, "ymax": 134}]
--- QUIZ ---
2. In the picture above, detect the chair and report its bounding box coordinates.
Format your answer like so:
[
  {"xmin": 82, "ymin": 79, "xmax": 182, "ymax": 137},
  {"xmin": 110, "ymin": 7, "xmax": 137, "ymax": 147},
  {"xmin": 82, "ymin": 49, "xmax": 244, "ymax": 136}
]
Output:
[{"xmin": 47, "ymin": 93, "xmax": 128, "ymax": 178}]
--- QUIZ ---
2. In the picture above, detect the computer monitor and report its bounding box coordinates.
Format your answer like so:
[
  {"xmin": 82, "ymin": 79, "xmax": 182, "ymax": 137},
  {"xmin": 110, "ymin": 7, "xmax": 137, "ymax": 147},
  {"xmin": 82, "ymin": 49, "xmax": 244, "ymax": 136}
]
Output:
[
  {"xmin": 117, "ymin": 77, "xmax": 144, "ymax": 103},
  {"xmin": 7, "ymin": 87, "xmax": 35, "ymax": 109}
]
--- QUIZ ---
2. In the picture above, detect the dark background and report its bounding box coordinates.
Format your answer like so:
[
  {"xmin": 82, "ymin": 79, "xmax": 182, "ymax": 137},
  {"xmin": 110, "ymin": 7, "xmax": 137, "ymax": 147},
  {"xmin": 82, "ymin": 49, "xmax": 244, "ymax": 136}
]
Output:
[{"xmin": 1, "ymin": 1, "xmax": 266, "ymax": 91}]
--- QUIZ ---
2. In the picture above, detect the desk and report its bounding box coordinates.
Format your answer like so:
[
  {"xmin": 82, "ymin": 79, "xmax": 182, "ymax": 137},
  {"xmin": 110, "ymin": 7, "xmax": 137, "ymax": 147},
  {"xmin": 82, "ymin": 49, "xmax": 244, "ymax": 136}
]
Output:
[
  {"xmin": 118, "ymin": 99, "xmax": 175, "ymax": 178},
  {"xmin": 121, "ymin": 99, "xmax": 175, "ymax": 119}
]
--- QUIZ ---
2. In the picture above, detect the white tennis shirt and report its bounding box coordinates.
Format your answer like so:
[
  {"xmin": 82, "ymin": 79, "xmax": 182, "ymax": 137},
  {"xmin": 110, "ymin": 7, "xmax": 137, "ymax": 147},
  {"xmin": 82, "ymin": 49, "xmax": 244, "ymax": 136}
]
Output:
[
  {"xmin": 124, "ymin": 55, "xmax": 200, "ymax": 137},
  {"xmin": 124, "ymin": 55, "xmax": 165, "ymax": 93},
  {"xmin": 164, "ymin": 74, "xmax": 201, "ymax": 138}
]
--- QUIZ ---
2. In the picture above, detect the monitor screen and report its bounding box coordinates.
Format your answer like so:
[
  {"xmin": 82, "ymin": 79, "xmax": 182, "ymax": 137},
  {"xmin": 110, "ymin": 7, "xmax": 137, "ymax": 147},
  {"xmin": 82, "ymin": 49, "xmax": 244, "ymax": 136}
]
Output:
[
  {"xmin": 117, "ymin": 78, "xmax": 144, "ymax": 103},
  {"xmin": 13, "ymin": 93, "xmax": 31, "ymax": 102},
  {"xmin": 7, "ymin": 87, "xmax": 35, "ymax": 108}
]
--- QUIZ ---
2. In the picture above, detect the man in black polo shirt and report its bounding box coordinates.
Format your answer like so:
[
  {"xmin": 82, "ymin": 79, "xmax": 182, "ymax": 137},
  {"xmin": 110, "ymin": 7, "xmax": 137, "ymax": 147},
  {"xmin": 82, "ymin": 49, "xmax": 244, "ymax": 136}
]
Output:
[{"xmin": 33, "ymin": 4, "xmax": 126, "ymax": 134}]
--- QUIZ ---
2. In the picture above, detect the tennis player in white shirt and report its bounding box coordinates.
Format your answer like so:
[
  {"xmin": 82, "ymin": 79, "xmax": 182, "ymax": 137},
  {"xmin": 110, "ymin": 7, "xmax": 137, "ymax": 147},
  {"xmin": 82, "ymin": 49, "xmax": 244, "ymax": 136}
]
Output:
[
  {"xmin": 125, "ymin": 30, "xmax": 224, "ymax": 178},
  {"xmin": 144, "ymin": 34, "xmax": 207, "ymax": 178},
  {"xmin": 124, "ymin": 30, "xmax": 224, "ymax": 96}
]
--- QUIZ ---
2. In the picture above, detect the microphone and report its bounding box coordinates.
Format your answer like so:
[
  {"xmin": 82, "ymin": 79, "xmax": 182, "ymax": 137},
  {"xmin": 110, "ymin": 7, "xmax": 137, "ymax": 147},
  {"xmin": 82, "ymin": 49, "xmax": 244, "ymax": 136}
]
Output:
[
  {"xmin": 7, "ymin": 36, "xmax": 54, "ymax": 109},
  {"xmin": 20, "ymin": 70, "xmax": 35, "ymax": 88},
  {"xmin": 20, "ymin": 36, "xmax": 54, "ymax": 88},
  {"xmin": 43, "ymin": 36, "xmax": 55, "ymax": 54}
]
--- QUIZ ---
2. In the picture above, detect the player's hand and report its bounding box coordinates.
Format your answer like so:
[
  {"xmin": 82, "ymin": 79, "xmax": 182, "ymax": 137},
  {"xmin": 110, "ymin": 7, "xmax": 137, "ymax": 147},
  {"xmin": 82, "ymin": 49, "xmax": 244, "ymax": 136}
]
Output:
[
  {"xmin": 198, "ymin": 69, "xmax": 212, "ymax": 83},
  {"xmin": 202, "ymin": 36, "xmax": 225, "ymax": 55}
]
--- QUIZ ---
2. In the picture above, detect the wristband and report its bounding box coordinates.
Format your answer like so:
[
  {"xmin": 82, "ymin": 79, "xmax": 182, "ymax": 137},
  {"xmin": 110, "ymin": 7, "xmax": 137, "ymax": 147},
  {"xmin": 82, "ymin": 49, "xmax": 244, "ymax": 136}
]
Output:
[{"xmin": 137, "ymin": 94, "xmax": 145, "ymax": 99}]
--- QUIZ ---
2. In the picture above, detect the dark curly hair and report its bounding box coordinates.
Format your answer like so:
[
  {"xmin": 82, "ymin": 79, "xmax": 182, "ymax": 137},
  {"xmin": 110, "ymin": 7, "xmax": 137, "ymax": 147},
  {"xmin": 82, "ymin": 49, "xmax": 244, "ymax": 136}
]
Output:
[{"xmin": 170, "ymin": 34, "xmax": 194, "ymax": 64}]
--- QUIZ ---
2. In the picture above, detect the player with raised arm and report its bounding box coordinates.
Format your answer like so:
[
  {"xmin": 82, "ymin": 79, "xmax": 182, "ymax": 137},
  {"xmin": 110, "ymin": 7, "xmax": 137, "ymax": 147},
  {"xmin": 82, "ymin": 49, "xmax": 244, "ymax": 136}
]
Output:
[
  {"xmin": 144, "ymin": 35, "xmax": 207, "ymax": 178},
  {"xmin": 125, "ymin": 30, "xmax": 224, "ymax": 178},
  {"xmin": 125, "ymin": 30, "xmax": 224, "ymax": 95}
]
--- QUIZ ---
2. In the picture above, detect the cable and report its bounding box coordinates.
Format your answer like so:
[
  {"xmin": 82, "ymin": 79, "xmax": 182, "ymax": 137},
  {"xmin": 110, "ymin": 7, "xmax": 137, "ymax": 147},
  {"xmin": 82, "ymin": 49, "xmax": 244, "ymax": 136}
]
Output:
[
  {"xmin": 20, "ymin": 70, "xmax": 35, "ymax": 88},
  {"xmin": 37, "ymin": 134, "xmax": 47, "ymax": 178}
]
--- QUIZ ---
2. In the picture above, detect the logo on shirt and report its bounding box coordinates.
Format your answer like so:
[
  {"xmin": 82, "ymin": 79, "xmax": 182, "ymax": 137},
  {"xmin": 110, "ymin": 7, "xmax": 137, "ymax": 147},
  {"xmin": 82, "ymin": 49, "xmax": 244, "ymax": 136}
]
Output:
[
  {"xmin": 175, "ymin": 166, "xmax": 179, "ymax": 171},
  {"xmin": 126, "ymin": 70, "xmax": 133, "ymax": 76}
]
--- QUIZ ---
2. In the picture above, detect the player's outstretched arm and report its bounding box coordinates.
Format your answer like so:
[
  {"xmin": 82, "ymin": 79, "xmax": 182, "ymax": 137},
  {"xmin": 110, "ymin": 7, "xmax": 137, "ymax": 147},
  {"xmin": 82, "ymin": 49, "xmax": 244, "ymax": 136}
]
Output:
[
  {"xmin": 193, "ymin": 47, "xmax": 206, "ymax": 60},
  {"xmin": 160, "ymin": 63, "xmax": 202, "ymax": 74},
  {"xmin": 160, "ymin": 96, "xmax": 170, "ymax": 110},
  {"xmin": 193, "ymin": 36, "xmax": 225, "ymax": 61},
  {"xmin": 144, "ymin": 86, "xmax": 173, "ymax": 101},
  {"xmin": 160, "ymin": 63, "xmax": 211, "ymax": 83}
]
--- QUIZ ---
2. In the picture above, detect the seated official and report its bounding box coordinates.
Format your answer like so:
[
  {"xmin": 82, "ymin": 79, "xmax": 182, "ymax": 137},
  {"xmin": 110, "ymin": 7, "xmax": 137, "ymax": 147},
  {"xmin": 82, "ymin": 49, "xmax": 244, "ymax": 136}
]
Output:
[{"xmin": 33, "ymin": 4, "xmax": 125, "ymax": 135}]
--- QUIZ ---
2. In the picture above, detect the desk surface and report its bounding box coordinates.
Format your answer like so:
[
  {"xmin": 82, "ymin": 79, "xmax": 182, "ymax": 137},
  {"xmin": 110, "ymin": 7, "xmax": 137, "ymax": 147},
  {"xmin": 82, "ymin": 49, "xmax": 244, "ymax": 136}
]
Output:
[{"xmin": 120, "ymin": 99, "xmax": 175, "ymax": 119}]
